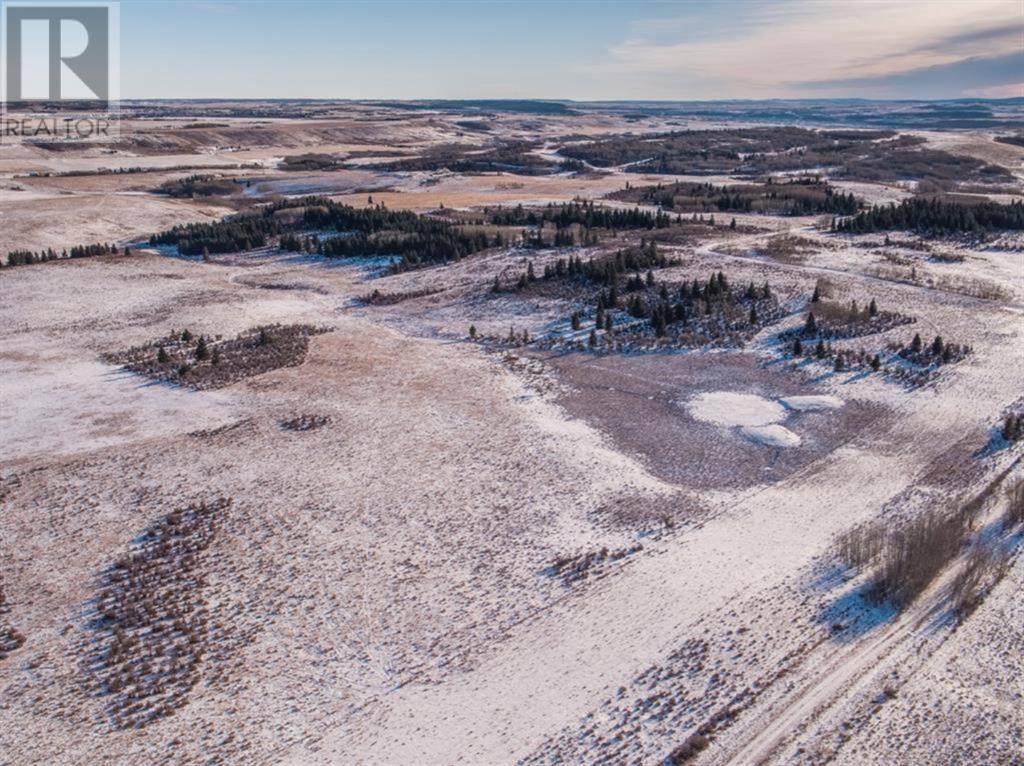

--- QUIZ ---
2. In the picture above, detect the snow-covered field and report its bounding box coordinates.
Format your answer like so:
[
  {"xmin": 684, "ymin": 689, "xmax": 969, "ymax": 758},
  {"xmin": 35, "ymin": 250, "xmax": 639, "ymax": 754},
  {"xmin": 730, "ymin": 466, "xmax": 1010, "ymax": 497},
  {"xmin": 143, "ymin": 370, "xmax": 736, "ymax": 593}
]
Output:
[{"xmin": 1, "ymin": 111, "xmax": 1023, "ymax": 766}]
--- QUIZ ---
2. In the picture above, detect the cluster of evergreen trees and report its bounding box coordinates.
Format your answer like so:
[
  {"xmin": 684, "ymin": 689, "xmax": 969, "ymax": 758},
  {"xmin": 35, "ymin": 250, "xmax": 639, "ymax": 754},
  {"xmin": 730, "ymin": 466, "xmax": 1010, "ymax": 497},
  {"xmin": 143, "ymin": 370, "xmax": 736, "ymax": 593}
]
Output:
[
  {"xmin": 501, "ymin": 240, "xmax": 677, "ymax": 293},
  {"xmin": 4, "ymin": 242, "xmax": 123, "ymax": 268},
  {"xmin": 590, "ymin": 270, "xmax": 772, "ymax": 336},
  {"xmin": 487, "ymin": 201, "xmax": 672, "ymax": 230},
  {"xmin": 618, "ymin": 178, "xmax": 859, "ymax": 216},
  {"xmin": 150, "ymin": 196, "xmax": 497, "ymax": 269},
  {"xmin": 1002, "ymin": 412, "xmax": 1023, "ymax": 442},
  {"xmin": 150, "ymin": 217, "xmax": 279, "ymax": 256},
  {"xmin": 835, "ymin": 198, "xmax": 1024, "ymax": 234},
  {"xmin": 317, "ymin": 230, "xmax": 494, "ymax": 271}
]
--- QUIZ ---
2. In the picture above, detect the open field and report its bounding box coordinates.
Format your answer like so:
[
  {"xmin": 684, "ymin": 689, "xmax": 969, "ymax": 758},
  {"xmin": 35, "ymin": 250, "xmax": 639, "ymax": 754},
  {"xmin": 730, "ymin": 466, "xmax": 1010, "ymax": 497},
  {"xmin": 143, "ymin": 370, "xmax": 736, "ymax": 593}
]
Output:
[{"xmin": 2, "ymin": 100, "xmax": 1023, "ymax": 766}]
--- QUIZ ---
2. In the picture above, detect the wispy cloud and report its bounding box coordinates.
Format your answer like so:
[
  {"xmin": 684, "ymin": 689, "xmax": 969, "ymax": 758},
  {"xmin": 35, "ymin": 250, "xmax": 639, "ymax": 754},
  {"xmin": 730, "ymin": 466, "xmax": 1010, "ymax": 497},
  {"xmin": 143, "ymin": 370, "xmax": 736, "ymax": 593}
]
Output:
[{"xmin": 601, "ymin": 0, "xmax": 1023, "ymax": 98}]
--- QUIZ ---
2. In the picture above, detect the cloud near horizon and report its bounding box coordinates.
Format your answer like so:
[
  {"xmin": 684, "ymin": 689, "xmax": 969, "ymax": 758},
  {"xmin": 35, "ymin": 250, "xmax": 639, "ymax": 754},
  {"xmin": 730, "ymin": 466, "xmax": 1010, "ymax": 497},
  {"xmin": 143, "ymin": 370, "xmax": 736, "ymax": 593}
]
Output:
[{"xmin": 605, "ymin": 0, "xmax": 1023, "ymax": 99}]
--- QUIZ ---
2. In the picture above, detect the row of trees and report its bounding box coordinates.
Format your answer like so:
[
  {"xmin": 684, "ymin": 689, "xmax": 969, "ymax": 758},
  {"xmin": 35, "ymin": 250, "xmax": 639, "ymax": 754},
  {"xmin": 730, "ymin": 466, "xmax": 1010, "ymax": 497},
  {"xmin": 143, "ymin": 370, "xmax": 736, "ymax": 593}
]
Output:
[
  {"xmin": 834, "ymin": 198, "xmax": 1024, "ymax": 234},
  {"xmin": 4, "ymin": 242, "xmax": 126, "ymax": 268},
  {"xmin": 487, "ymin": 201, "xmax": 674, "ymax": 230},
  {"xmin": 617, "ymin": 179, "xmax": 859, "ymax": 216}
]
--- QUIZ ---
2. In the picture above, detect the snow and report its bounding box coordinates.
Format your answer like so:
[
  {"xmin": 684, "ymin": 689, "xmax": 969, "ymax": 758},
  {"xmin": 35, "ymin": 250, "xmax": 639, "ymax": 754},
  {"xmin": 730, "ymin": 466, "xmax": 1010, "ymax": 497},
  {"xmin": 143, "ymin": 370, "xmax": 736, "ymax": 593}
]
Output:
[
  {"xmin": 780, "ymin": 395, "xmax": 845, "ymax": 412},
  {"xmin": 687, "ymin": 391, "xmax": 786, "ymax": 427},
  {"xmin": 741, "ymin": 424, "xmax": 802, "ymax": 447}
]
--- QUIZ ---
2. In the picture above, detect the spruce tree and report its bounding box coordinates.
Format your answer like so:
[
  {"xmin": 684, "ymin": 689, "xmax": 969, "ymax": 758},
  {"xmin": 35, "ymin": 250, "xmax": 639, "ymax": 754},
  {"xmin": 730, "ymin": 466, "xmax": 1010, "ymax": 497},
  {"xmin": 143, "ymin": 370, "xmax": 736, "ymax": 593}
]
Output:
[
  {"xmin": 911, "ymin": 333, "xmax": 922, "ymax": 353},
  {"xmin": 868, "ymin": 298, "xmax": 878, "ymax": 318},
  {"xmin": 749, "ymin": 305, "xmax": 759, "ymax": 324},
  {"xmin": 793, "ymin": 338, "xmax": 803, "ymax": 356},
  {"xmin": 195, "ymin": 336, "xmax": 208, "ymax": 361},
  {"xmin": 469, "ymin": 324, "xmax": 477, "ymax": 338},
  {"xmin": 588, "ymin": 329, "xmax": 597, "ymax": 348},
  {"xmin": 804, "ymin": 312, "xmax": 818, "ymax": 336},
  {"xmin": 870, "ymin": 354, "xmax": 881, "ymax": 372},
  {"xmin": 157, "ymin": 346, "xmax": 169, "ymax": 364}
]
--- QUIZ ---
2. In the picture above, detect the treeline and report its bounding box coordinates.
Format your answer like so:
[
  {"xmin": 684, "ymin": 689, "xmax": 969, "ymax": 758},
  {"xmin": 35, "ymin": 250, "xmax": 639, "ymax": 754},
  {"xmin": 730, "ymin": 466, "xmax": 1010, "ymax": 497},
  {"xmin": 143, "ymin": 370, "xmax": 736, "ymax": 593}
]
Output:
[
  {"xmin": 4, "ymin": 242, "xmax": 126, "ymax": 268},
  {"xmin": 612, "ymin": 178, "xmax": 859, "ymax": 216},
  {"xmin": 151, "ymin": 217, "xmax": 279, "ymax": 255},
  {"xmin": 558, "ymin": 128, "xmax": 1012, "ymax": 186},
  {"xmin": 157, "ymin": 174, "xmax": 241, "ymax": 198},
  {"xmin": 498, "ymin": 240, "xmax": 677, "ymax": 292},
  {"xmin": 149, "ymin": 196, "xmax": 497, "ymax": 269},
  {"xmin": 487, "ymin": 200, "xmax": 673, "ymax": 230},
  {"xmin": 835, "ymin": 198, "xmax": 1024, "ymax": 234},
  {"xmin": 288, "ymin": 230, "xmax": 494, "ymax": 271}
]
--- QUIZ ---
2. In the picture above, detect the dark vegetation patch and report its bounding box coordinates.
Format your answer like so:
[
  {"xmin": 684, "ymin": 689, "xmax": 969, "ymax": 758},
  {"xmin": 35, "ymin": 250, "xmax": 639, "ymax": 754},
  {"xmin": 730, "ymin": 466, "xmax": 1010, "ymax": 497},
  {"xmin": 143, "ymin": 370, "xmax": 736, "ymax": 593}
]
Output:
[
  {"xmin": 0, "ymin": 574, "xmax": 27, "ymax": 662},
  {"xmin": 793, "ymin": 286, "xmax": 914, "ymax": 341},
  {"xmin": 371, "ymin": 141, "xmax": 555, "ymax": 175},
  {"xmin": 150, "ymin": 196, "xmax": 495, "ymax": 270},
  {"xmin": 105, "ymin": 324, "xmax": 329, "ymax": 390},
  {"xmin": 835, "ymin": 197, "xmax": 1024, "ymax": 234},
  {"xmin": 503, "ymin": 249, "xmax": 784, "ymax": 353},
  {"xmin": 609, "ymin": 177, "xmax": 859, "ymax": 216},
  {"xmin": 278, "ymin": 153, "xmax": 346, "ymax": 171},
  {"xmin": 156, "ymin": 174, "xmax": 242, "ymax": 198},
  {"xmin": 994, "ymin": 134, "xmax": 1024, "ymax": 148},
  {"xmin": 279, "ymin": 414, "xmax": 331, "ymax": 432},
  {"xmin": 836, "ymin": 472, "xmax": 1019, "ymax": 618},
  {"xmin": 559, "ymin": 127, "xmax": 1012, "ymax": 186},
  {"xmin": 546, "ymin": 545, "xmax": 644, "ymax": 585},
  {"xmin": 84, "ymin": 498, "xmax": 231, "ymax": 729},
  {"xmin": 361, "ymin": 286, "xmax": 443, "ymax": 305},
  {"xmin": 4, "ymin": 241, "xmax": 129, "ymax": 268}
]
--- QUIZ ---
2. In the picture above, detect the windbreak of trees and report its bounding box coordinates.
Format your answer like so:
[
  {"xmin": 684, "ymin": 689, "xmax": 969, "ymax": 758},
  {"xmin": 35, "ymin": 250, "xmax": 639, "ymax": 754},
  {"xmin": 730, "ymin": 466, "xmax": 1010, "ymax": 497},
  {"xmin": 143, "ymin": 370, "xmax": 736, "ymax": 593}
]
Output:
[
  {"xmin": 4, "ymin": 242, "xmax": 122, "ymax": 268},
  {"xmin": 613, "ymin": 178, "xmax": 859, "ymax": 216},
  {"xmin": 150, "ymin": 217, "xmax": 280, "ymax": 255},
  {"xmin": 835, "ymin": 198, "xmax": 1024, "ymax": 234},
  {"xmin": 487, "ymin": 200, "xmax": 673, "ymax": 230}
]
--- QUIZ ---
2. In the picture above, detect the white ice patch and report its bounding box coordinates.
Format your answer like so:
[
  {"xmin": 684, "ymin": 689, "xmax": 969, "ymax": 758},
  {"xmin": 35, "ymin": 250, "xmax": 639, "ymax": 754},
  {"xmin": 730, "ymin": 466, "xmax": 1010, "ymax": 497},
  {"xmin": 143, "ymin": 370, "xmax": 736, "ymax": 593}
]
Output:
[
  {"xmin": 779, "ymin": 395, "xmax": 844, "ymax": 412},
  {"xmin": 740, "ymin": 424, "xmax": 802, "ymax": 447},
  {"xmin": 687, "ymin": 391, "xmax": 844, "ymax": 449},
  {"xmin": 687, "ymin": 392, "xmax": 786, "ymax": 427}
]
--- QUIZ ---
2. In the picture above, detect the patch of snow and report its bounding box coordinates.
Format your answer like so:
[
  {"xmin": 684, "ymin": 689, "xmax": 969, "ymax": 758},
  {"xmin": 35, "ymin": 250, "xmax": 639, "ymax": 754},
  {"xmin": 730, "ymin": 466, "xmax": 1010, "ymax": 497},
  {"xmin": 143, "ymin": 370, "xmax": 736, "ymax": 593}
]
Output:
[
  {"xmin": 740, "ymin": 424, "xmax": 802, "ymax": 448},
  {"xmin": 780, "ymin": 395, "xmax": 845, "ymax": 412},
  {"xmin": 687, "ymin": 391, "xmax": 786, "ymax": 427}
]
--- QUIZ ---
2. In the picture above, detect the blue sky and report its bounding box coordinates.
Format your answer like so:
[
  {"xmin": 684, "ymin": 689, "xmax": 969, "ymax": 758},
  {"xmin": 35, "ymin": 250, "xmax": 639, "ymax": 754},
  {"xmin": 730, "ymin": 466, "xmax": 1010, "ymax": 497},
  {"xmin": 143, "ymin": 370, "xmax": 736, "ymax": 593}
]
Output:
[{"xmin": 117, "ymin": 0, "xmax": 1023, "ymax": 100}]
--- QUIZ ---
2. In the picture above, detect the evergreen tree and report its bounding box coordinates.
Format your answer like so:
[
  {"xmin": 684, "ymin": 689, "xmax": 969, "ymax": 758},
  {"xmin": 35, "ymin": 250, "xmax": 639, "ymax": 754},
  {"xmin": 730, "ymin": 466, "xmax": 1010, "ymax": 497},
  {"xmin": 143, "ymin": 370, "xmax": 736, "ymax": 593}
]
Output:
[
  {"xmin": 811, "ymin": 283, "xmax": 821, "ymax": 303},
  {"xmin": 588, "ymin": 329, "xmax": 597, "ymax": 347},
  {"xmin": 749, "ymin": 305, "xmax": 759, "ymax": 324},
  {"xmin": 195, "ymin": 336, "xmax": 209, "ymax": 361},
  {"xmin": 931, "ymin": 336, "xmax": 944, "ymax": 356},
  {"xmin": 911, "ymin": 333, "xmax": 922, "ymax": 353},
  {"xmin": 804, "ymin": 312, "xmax": 818, "ymax": 336},
  {"xmin": 870, "ymin": 354, "xmax": 881, "ymax": 372},
  {"xmin": 868, "ymin": 298, "xmax": 878, "ymax": 318},
  {"xmin": 157, "ymin": 346, "xmax": 169, "ymax": 364},
  {"xmin": 1003, "ymin": 414, "xmax": 1019, "ymax": 442},
  {"xmin": 793, "ymin": 338, "xmax": 803, "ymax": 356},
  {"xmin": 181, "ymin": 329, "xmax": 193, "ymax": 342},
  {"xmin": 570, "ymin": 313, "xmax": 581, "ymax": 331},
  {"xmin": 469, "ymin": 324, "xmax": 477, "ymax": 338}
]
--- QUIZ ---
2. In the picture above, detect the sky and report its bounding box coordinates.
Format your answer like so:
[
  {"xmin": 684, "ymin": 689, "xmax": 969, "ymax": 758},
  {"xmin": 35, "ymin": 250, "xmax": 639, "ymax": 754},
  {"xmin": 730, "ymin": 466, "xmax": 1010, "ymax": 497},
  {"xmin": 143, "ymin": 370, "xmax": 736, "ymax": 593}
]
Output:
[{"xmin": 116, "ymin": 0, "xmax": 1023, "ymax": 100}]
